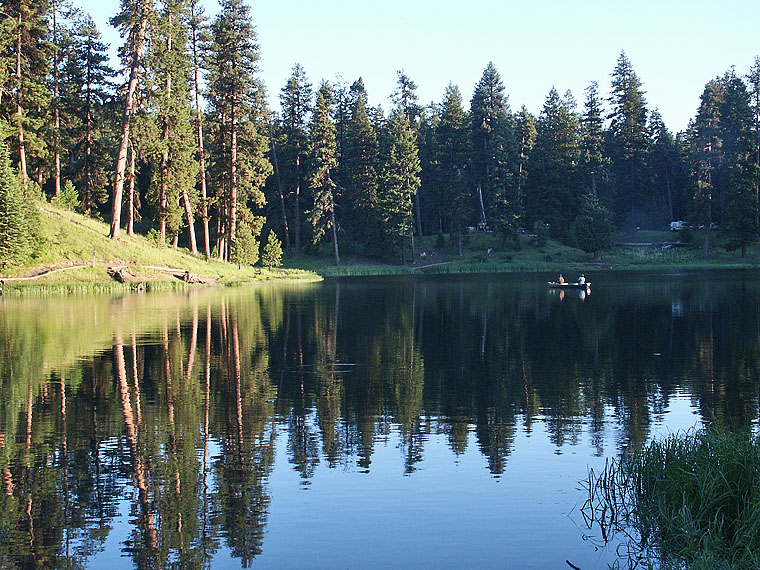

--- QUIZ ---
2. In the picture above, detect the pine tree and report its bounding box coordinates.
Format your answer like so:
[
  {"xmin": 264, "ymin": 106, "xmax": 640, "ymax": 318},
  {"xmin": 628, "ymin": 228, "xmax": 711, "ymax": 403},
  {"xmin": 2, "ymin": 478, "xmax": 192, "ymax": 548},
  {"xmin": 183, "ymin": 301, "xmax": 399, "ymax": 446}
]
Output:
[
  {"xmin": 608, "ymin": 51, "xmax": 650, "ymax": 230},
  {"xmin": 62, "ymin": 13, "xmax": 115, "ymax": 214},
  {"xmin": 206, "ymin": 0, "xmax": 271, "ymax": 262},
  {"xmin": 526, "ymin": 87, "xmax": 580, "ymax": 238},
  {"xmin": 470, "ymin": 62, "xmax": 518, "ymax": 238},
  {"xmin": 515, "ymin": 105, "xmax": 537, "ymax": 222},
  {"xmin": 649, "ymin": 109, "xmax": 677, "ymax": 221},
  {"xmin": 109, "ymin": 0, "xmax": 153, "ymax": 239},
  {"xmin": 308, "ymin": 82, "xmax": 340, "ymax": 265},
  {"xmin": 435, "ymin": 83, "xmax": 470, "ymax": 253},
  {"xmin": 146, "ymin": 0, "xmax": 198, "ymax": 250},
  {"xmin": 379, "ymin": 107, "xmax": 420, "ymax": 259},
  {"xmin": 720, "ymin": 70, "xmax": 757, "ymax": 256},
  {"xmin": 189, "ymin": 0, "xmax": 211, "ymax": 255},
  {"xmin": 392, "ymin": 70, "xmax": 423, "ymax": 237},
  {"xmin": 691, "ymin": 78, "xmax": 723, "ymax": 258},
  {"xmin": 570, "ymin": 190, "xmax": 614, "ymax": 259},
  {"xmin": 342, "ymin": 78, "xmax": 380, "ymax": 252},
  {"xmin": 261, "ymin": 230, "xmax": 282, "ymax": 270},
  {"xmin": 279, "ymin": 63, "xmax": 312, "ymax": 254},
  {"xmin": 0, "ymin": 142, "xmax": 38, "ymax": 265},
  {"xmin": 579, "ymin": 81, "xmax": 606, "ymax": 199},
  {"xmin": 0, "ymin": 0, "xmax": 52, "ymax": 191},
  {"xmin": 748, "ymin": 57, "xmax": 760, "ymax": 234}
]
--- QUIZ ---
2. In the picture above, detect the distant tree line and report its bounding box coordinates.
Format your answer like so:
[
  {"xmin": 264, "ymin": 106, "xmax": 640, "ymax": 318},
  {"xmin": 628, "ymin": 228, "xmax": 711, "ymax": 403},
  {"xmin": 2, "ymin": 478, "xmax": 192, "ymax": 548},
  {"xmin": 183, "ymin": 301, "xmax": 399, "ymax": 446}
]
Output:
[{"xmin": 1, "ymin": 0, "xmax": 760, "ymax": 265}]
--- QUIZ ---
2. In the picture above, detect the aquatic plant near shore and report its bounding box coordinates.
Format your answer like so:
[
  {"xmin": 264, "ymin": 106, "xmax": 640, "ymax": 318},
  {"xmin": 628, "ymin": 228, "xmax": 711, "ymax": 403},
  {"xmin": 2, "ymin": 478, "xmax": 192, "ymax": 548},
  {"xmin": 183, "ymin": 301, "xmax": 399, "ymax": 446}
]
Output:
[{"xmin": 581, "ymin": 428, "xmax": 760, "ymax": 569}]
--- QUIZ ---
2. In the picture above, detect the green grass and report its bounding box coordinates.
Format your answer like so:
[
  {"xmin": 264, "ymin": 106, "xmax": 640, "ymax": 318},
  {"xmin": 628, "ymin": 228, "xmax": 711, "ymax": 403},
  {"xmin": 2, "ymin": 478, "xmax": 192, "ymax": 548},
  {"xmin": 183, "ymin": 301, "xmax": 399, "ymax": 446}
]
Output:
[
  {"xmin": 7, "ymin": 204, "xmax": 760, "ymax": 289},
  {"xmin": 0, "ymin": 202, "xmax": 319, "ymax": 292},
  {"xmin": 582, "ymin": 428, "xmax": 760, "ymax": 569}
]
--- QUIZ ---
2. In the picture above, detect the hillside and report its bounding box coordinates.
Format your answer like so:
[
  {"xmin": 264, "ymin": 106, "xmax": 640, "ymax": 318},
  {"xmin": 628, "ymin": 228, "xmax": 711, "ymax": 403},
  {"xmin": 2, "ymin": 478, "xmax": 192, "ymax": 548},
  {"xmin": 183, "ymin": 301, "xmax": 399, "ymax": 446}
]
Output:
[{"xmin": 0, "ymin": 202, "xmax": 318, "ymax": 292}]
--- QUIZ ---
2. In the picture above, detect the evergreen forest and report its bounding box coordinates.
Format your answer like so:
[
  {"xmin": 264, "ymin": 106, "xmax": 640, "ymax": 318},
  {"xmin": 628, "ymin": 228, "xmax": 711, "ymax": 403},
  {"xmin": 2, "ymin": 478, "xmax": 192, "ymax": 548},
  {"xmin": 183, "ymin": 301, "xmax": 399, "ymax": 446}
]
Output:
[{"xmin": 2, "ymin": 0, "xmax": 760, "ymax": 267}]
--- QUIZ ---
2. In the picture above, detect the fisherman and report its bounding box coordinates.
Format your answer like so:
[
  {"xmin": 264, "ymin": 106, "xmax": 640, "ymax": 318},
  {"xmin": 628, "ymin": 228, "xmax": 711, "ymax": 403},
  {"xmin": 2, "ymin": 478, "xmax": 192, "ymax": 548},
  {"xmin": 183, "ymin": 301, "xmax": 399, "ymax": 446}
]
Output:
[
  {"xmin": 558, "ymin": 273, "xmax": 565, "ymax": 284},
  {"xmin": 578, "ymin": 274, "xmax": 586, "ymax": 285}
]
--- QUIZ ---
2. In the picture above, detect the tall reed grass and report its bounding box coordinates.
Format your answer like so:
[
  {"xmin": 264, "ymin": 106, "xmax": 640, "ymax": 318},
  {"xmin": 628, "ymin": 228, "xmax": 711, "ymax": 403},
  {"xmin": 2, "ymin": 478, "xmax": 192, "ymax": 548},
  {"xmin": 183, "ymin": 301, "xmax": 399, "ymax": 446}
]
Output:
[{"xmin": 581, "ymin": 428, "xmax": 760, "ymax": 569}]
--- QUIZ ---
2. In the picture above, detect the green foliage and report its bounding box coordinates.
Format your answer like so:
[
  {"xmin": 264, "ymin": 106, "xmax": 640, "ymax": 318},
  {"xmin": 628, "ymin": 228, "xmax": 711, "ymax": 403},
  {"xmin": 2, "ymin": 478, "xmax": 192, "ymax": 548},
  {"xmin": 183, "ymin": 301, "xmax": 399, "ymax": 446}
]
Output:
[
  {"xmin": 470, "ymin": 63, "xmax": 519, "ymax": 237},
  {"xmin": 61, "ymin": 14, "xmax": 115, "ymax": 215},
  {"xmin": 0, "ymin": 144, "xmax": 39, "ymax": 266},
  {"xmin": 261, "ymin": 230, "xmax": 282, "ymax": 270},
  {"xmin": 379, "ymin": 108, "xmax": 420, "ymax": 255},
  {"xmin": 608, "ymin": 51, "xmax": 650, "ymax": 229},
  {"xmin": 342, "ymin": 80, "xmax": 381, "ymax": 251},
  {"xmin": 146, "ymin": 227, "xmax": 162, "ymax": 247},
  {"xmin": 434, "ymin": 83, "xmax": 471, "ymax": 238},
  {"xmin": 280, "ymin": 62, "xmax": 312, "ymax": 253},
  {"xmin": 582, "ymin": 429, "xmax": 760, "ymax": 569},
  {"xmin": 570, "ymin": 192, "xmax": 614, "ymax": 257},
  {"xmin": 231, "ymin": 220, "xmax": 260, "ymax": 266},
  {"xmin": 308, "ymin": 82, "xmax": 338, "ymax": 247},
  {"xmin": 51, "ymin": 180, "xmax": 79, "ymax": 211},
  {"xmin": 525, "ymin": 87, "xmax": 580, "ymax": 237},
  {"xmin": 207, "ymin": 0, "xmax": 272, "ymax": 260}
]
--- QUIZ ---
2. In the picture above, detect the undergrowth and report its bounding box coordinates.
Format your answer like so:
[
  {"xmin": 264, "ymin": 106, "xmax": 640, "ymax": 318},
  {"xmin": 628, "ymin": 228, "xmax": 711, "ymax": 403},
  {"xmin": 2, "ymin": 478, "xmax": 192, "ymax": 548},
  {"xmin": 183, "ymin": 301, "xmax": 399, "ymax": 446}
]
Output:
[{"xmin": 581, "ymin": 428, "xmax": 760, "ymax": 569}]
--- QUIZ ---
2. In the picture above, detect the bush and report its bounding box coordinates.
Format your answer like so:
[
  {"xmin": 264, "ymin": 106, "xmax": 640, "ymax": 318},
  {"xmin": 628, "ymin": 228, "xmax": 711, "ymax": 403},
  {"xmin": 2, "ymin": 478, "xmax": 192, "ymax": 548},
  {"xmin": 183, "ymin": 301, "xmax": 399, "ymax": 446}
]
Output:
[
  {"xmin": 261, "ymin": 231, "xmax": 283, "ymax": 270},
  {"xmin": 0, "ymin": 144, "xmax": 40, "ymax": 266},
  {"xmin": 51, "ymin": 180, "xmax": 80, "ymax": 211},
  {"xmin": 231, "ymin": 221, "xmax": 260, "ymax": 267}
]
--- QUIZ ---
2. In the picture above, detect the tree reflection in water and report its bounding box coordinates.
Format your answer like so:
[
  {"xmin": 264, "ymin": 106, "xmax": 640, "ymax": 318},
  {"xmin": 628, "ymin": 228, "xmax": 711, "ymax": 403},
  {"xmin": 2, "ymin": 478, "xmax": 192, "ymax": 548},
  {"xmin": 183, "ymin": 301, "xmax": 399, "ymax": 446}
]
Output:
[{"xmin": 0, "ymin": 272, "xmax": 759, "ymax": 568}]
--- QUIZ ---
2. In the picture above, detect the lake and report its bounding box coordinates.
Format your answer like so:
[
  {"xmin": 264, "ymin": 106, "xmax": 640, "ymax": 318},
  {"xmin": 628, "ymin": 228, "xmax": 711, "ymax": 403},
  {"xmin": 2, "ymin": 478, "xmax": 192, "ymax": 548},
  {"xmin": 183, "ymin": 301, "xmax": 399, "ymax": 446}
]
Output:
[{"xmin": 1, "ymin": 270, "xmax": 759, "ymax": 569}]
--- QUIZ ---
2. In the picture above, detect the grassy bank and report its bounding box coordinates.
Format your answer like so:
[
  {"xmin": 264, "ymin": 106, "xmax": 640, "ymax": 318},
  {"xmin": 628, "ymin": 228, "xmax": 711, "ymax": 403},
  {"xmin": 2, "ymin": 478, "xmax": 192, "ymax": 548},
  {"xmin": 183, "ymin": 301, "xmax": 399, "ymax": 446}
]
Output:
[
  {"xmin": 0, "ymin": 203, "xmax": 319, "ymax": 293},
  {"xmin": 285, "ymin": 229, "xmax": 760, "ymax": 278},
  {"xmin": 6, "ymin": 204, "xmax": 760, "ymax": 292},
  {"xmin": 582, "ymin": 428, "xmax": 760, "ymax": 569}
]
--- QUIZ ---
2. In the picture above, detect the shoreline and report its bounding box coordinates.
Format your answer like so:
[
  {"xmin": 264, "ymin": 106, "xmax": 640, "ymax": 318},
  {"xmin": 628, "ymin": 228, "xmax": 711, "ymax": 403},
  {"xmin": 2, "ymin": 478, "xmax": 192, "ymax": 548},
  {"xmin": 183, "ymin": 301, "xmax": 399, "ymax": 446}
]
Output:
[{"xmin": 4, "ymin": 256, "xmax": 759, "ymax": 295}]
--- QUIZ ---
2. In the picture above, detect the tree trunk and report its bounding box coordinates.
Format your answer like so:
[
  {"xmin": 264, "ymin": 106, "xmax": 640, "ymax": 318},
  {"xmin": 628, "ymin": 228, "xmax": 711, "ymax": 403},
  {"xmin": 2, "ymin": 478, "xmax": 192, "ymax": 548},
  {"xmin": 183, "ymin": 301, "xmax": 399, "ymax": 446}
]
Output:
[
  {"xmin": 127, "ymin": 140, "xmax": 136, "ymax": 235},
  {"xmin": 53, "ymin": 0, "xmax": 61, "ymax": 196},
  {"xmin": 295, "ymin": 152, "xmax": 301, "ymax": 253},
  {"xmin": 268, "ymin": 122, "xmax": 291, "ymax": 252},
  {"xmin": 16, "ymin": 17, "xmax": 27, "ymax": 192},
  {"xmin": 414, "ymin": 192, "xmax": 423, "ymax": 237},
  {"xmin": 192, "ymin": 20, "xmax": 210, "ymax": 256},
  {"xmin": 329, "ymin": 190, "xmax": 340, "ymax": 265},
  {"xmin": 182, "ymin": 188, "xmax": 197, "ymax": 253},
  {"xmin": 110, "ymin": 7, "xmax": 149, "ymax": 240},
  {"xmin": 159, "ymin": 13, "xmax": 173, "ymax": 246},
  {"xmin": 229, "ymin": 96, "xmax": 238, "ymax": 261}
]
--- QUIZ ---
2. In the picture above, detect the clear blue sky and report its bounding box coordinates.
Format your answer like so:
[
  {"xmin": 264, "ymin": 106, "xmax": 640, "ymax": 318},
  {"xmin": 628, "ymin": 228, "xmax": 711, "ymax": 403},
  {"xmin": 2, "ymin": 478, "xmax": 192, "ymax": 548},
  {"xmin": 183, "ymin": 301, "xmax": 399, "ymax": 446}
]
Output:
[{"xmin": 90, "ymin": 0, "xmax": 758, "ymax": 133}]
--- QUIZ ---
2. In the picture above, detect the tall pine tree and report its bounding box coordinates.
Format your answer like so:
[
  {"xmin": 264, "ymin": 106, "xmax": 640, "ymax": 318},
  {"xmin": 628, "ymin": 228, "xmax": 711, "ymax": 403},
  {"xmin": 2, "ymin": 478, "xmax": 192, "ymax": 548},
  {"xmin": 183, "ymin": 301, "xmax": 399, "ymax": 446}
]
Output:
[
  {"xmin": 109, "ymin": 0, "xmax": 152, "ymax": 239},
  {"xmin": 435, "ymin": 83, "xmax": 470, "ymax": 253},
  {"xmin": 279, "ymin": 63, "xmax": 312, "ymax": 254},
  {"xmin": 379, "ymin": 107, "xmax": 420, "ymax": 259},
  {"xmin": 206, "ymin": 0, "xmax": 271, "ymax": 262},
  {"xmin": 608, "ymin": 51, "xmax": 650, "ymax": 230},
  {"xmin": 308, "ymin": 82, "xmax": 340, "ymax": 265}
]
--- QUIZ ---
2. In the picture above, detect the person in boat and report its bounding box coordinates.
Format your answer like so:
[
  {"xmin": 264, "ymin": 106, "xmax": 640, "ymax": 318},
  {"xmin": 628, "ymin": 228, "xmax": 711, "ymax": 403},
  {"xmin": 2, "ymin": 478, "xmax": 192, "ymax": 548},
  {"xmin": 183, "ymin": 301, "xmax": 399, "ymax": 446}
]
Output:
[
  {"xmin": 558, "ymin": 273, "xmax": 565, "ymax": 284},
  {"xmin": 578, "ymin": 274, "xmax": 586, "ymax": 285}
]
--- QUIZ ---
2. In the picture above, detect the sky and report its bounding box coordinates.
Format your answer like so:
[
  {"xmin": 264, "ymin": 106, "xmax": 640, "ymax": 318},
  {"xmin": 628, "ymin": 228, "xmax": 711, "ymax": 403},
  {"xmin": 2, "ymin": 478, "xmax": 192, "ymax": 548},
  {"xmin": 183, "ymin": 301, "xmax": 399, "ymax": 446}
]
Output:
[{"xmin": 89, "ymin": 0, "xmax": 759, "ymax": 133}]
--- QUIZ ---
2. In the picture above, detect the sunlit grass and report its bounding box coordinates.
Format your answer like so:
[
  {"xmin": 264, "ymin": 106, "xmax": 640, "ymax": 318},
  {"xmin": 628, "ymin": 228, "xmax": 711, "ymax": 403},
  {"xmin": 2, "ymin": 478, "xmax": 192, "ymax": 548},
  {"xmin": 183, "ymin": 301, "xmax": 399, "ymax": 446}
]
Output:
[
  {"xmin": 0, "ymin": 202, "xmax": 318, "ymax": 291},
  {"xmin": 581, "ymin": 428, "xmax": 760, "ymax": 569}
]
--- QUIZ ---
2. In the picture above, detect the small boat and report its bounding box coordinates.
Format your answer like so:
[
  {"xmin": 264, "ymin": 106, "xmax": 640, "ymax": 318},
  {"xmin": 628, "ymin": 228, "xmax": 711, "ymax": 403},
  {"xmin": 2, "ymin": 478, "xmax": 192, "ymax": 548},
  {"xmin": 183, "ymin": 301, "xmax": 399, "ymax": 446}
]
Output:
[{"xmin": 547, "ymin": 281, "xmax": 591, "ymax": 290}]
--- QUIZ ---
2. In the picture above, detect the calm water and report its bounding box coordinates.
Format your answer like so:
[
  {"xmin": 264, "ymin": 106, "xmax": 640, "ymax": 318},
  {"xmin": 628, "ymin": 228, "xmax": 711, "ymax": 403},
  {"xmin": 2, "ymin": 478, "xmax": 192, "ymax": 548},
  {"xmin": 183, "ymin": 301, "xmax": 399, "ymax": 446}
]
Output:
[{"xmin": 1, "ymin": 270, "xmax": 759, "ymax": 569}]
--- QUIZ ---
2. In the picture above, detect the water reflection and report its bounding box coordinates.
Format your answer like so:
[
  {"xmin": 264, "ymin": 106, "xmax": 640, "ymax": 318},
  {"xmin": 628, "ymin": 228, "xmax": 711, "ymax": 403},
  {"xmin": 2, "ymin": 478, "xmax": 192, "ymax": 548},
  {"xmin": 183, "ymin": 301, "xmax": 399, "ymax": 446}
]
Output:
[{"xmin": 0, "ymin": 271, "xmax": 759, "ymax": 568}]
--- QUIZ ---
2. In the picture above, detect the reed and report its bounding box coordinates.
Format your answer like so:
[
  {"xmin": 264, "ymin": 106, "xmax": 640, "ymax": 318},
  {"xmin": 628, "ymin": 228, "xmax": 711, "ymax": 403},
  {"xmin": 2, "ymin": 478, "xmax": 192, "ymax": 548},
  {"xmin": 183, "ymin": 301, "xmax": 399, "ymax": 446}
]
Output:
[{"xmin": 581, "ymin": 428, "xmax": 760, "ymax": 569}]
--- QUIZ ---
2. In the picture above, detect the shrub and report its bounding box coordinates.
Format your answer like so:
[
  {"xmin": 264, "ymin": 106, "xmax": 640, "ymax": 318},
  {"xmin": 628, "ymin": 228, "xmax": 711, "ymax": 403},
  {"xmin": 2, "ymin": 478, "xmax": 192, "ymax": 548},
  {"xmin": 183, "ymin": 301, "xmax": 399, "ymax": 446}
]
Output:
[
  {"xmin": 231, "ymin": 221, "xmax": 260, "ymax": 267},
  {"xmin": 0, "ymin": 144, "xmax": 40, "ymax": 266},
  {"xmin": 261, "ymin": 231, "xmax": 283, "ymax": 270},
  {"xmin": 51, "ymin": 180, "xmax": 80, "ymax": 211}
]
